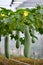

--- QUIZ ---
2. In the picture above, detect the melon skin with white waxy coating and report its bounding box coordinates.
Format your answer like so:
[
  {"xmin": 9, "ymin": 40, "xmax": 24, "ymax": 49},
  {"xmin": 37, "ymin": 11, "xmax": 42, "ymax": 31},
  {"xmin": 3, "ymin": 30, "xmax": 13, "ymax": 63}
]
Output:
[{"xmin": 24, "ymin": 25, "xmax": 31, "ymax": 58}]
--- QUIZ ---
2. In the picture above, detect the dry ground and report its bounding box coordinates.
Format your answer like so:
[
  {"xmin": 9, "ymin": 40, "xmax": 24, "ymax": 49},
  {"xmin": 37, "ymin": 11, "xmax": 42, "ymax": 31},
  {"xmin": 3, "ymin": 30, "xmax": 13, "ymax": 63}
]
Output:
[{"xmin": 0, "ymin": 56, "xmax": 43, "ymax": 65}]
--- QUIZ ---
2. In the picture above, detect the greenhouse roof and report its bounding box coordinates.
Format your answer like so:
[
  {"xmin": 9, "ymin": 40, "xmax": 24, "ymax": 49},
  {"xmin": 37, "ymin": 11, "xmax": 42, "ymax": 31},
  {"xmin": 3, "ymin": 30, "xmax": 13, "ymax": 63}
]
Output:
[{"xmin": 17, "ymin": 0, "xmax": 43, "ymax": 8}]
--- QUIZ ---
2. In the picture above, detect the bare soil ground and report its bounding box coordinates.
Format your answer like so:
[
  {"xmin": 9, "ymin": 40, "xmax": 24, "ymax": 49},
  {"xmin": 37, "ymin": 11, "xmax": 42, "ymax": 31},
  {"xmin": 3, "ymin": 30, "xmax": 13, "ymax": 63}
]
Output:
[{"xmin": 0, "ymin": 56, "xmax": 43, "ymax": 65}]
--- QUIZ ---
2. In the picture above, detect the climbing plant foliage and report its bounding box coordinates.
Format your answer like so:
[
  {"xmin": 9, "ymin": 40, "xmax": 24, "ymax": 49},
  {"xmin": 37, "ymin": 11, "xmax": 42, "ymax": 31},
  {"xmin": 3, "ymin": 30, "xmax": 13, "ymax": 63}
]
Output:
[{"xmin": 0, "ymin": 5, "xmax": 43, "ymax": 43}]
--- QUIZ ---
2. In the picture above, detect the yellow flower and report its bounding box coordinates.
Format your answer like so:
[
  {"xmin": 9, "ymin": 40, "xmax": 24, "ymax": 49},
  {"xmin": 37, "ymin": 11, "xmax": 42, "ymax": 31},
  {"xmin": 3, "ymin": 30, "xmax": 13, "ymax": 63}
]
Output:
[
  {"xmin": 24, "ymin": 11, "xmax": 29, "ymax": 16},
  {"xmin": 1, "ymin": 14, "xmax": 5, "ymax": 16}
]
